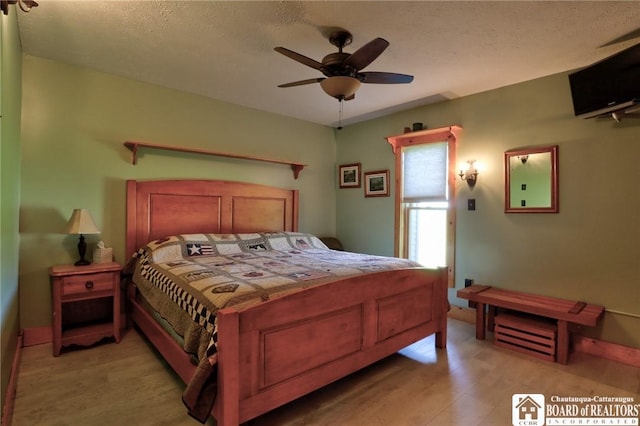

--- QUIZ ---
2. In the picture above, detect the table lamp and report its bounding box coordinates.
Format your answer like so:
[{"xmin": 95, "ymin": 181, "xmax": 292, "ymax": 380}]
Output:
[{"xmin": 64, "ymin": 209, "xmax": 100, "ymax": 266}]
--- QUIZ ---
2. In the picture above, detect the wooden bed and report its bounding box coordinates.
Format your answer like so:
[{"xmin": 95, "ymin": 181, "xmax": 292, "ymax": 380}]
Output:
[{"xmin": 125, "ymin": 179, "xmax": 448, "ymax": 425}]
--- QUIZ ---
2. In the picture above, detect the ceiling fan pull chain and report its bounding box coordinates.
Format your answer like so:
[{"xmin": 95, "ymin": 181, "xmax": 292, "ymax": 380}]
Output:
[{"xmin": 337, "ymin": 99, "xmax": 344, "ymax": 130}]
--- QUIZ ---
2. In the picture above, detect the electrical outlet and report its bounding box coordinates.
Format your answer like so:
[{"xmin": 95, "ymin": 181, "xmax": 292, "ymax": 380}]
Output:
[{"xmin": 464, "ymin": 278, "xmax": 474, "ymax": 287}]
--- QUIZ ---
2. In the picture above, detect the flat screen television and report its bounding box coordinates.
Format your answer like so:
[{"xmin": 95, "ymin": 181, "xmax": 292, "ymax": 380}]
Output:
[{"xmin": 568, "ymin": 43, "xmax": 640, "ymax": 118}]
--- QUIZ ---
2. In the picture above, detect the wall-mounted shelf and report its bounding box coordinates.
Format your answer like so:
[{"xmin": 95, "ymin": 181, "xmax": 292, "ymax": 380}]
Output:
[{"xmin": 123, "ymin": 141, "xmax": 306, "ymax": 179}]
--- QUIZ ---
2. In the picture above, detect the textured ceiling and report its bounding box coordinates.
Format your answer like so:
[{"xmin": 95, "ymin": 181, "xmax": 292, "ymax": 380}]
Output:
[{"xmin": 15, "ymin": 1, "xmax": 640, "ymax": 127}]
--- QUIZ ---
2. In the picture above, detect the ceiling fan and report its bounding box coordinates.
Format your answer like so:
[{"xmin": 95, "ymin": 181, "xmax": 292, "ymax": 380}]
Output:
[
  {"xmin": 1, "ymin": 0, "xmax": 38, "ymax": 15},
  {"xmin": 275, "ymin": 29, "xmax": 414, "ymax": 102}
]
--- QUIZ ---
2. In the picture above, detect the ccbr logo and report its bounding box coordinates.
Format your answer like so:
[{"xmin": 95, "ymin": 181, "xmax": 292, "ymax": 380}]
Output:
[{"xmin": 512, "ymin": 394, "xmax": 545, "ymax": 426}]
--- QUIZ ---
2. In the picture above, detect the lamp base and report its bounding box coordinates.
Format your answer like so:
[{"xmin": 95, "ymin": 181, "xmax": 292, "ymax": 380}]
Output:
[{"xmin": 75, "ymin": 234, "xmax": 91, "ymax": 266}]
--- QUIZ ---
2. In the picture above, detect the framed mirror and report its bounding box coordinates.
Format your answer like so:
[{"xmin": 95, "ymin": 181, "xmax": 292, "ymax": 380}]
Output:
[{"xmin": 505, "ymin": 145, "xmax": 558, "ymax": 213}]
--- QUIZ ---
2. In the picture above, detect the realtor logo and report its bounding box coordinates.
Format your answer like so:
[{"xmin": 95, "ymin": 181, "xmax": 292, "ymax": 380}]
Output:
[{"xmin": 512, "ymin": 394, "xmax": 545, "ymax": 426}]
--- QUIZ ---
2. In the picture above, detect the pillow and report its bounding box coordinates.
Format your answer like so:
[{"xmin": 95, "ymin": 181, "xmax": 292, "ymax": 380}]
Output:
[
  {"xmin": 142, "ymin": 232, "xmax": 328, "ymax": 264},
  {"xmin": 204, "ymin": 233, "xmax": 269, "ymax": 255},
  {"xmin": 263, "ymin": 232, "xmax": 328, "ymax": 250},
  {"xmin": 144, "ymin": 235, "xmax": 185, "ymax": 263}
]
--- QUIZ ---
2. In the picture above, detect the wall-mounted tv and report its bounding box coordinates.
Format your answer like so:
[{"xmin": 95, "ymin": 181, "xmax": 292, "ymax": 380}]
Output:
[{"xmin": 569, "ymin": 43, "xmax": 640, "ymax": 119}]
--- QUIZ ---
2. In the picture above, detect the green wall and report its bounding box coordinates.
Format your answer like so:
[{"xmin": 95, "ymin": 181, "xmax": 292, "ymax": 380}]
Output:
[
  {"xmin": 19, "ymin": 55, "xmax": 336, "ymax": 330},
  {"xmin": 336, "ymin": 73, "xmax": 640, "ymax": 348},
  {"xmin": 0, "ymin": 8, "xmax": 22, "ymax": 413}
]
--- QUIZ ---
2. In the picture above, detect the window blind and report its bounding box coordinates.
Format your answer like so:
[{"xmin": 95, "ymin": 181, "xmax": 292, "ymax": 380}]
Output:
[{"xmin": 402, "ymin": 142, "xmax": 448, "ymax": 202}]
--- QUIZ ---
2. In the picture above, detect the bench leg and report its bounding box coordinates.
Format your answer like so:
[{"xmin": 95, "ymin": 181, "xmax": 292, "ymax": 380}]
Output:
[
  {"xmin": 557, "ymin": 320, "xmax": 569, "ymax": 364},
  {"xmin": 475, "ymin": 302, "xmax": 486, "ymax": 340}
]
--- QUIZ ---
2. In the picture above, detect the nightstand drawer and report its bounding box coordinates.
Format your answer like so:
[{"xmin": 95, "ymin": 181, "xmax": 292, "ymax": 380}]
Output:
[{"xmin": 62, "ymin": 272, "xmax": 114, "ymax": 296}]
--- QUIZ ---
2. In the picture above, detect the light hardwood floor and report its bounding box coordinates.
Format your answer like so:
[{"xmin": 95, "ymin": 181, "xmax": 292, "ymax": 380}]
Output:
[{"xmin": 11, "ymin": 319, "xmax": 640, "ymax": 426}]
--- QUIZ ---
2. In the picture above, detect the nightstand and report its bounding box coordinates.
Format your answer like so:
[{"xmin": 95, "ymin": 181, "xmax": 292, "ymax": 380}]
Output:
[{"xmin": 50, "ymin": 262, "xmax": 122, "ymax": 356}]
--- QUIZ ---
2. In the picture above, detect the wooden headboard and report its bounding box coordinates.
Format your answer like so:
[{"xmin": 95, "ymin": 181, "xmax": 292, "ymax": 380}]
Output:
[{"xmin": 126, "ymin": 179, "xmax": 299, "ymax": 257}]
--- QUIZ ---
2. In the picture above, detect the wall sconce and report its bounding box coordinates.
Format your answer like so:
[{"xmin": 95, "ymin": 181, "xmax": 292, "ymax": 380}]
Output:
[
  {"xmin": 518, "ymin": 155, "xmax": 529, "ymax": 164},
  {"xmin": 459, "ymin": 160, "xmax": 479, "ymax": 188},
  {"xmin": 1, "ymin": 0, "xmax": 38, "ymax": 15}
]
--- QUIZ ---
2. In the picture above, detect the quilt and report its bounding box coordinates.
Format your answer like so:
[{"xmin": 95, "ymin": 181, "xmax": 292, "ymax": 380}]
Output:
[{"xmin": 127, "ymin": 232, "xmax": 422, "ymax": 421}]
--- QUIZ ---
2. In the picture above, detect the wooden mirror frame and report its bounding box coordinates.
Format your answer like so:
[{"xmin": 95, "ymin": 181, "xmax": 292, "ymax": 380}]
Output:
[{"xmin": 504, "ymin": 145, "xmax": 559, "ymax": 213}]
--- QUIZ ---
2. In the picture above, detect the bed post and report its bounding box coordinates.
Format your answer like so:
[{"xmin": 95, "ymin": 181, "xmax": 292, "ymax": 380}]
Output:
[
  {"xmin": 126, "ymin": 180, "xmax": 138, "ymax": 258},
  {"xmin": 292, "ymin": 190, "xmax": 299, "ymax": 231},
  {"xmin": 435, "ymin": 267, "xmax": 448, "ymax": 349},
  {"xmin": 214, "ymin": 308, "xmax": 240, "ymax": 426}
]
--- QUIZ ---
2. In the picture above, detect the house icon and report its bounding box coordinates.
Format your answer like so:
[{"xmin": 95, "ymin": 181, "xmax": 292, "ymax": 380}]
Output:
[{"xmin": 516, "ymin": 395, "xmax": 542, "ymax": 420}]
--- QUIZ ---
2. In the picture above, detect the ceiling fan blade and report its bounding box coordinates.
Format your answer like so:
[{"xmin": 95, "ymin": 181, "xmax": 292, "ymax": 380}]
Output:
[
  {"xmin": 360, "ymin": 72, "xmax": 414, "ymax": 84},
  {"xmin": 599, "ymin": 28, "xmax": 640, "ymax": 47},
  {"xmin": 274, "ymin": 47, "xmax": 323, "ymax": 70},
  {"xmin": 278, "ymin": 78, "xmax": 325, "ymax": 88},
  {"xmin": 343, "ymin": 38, "xmax": 389, "ymax": 71}
]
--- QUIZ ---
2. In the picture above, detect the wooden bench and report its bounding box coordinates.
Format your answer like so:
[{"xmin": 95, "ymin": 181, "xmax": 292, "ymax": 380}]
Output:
[{"xmin": 457, "ymin": 285, "xmax": 605, "ymax": 364}]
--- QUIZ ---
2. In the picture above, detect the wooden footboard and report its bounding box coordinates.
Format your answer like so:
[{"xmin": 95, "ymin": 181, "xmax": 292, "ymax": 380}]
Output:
[
  {"xmin": 213, "ymin": 267, "xmax": 447, "ymax": 425},
  {"xmin": 128, "ymin": 267, "xmax": 447, "ymax": 425}
]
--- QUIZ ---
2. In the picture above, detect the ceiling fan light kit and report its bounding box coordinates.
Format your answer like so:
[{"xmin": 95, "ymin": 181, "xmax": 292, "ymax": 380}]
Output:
[
  {"xmin": 275, "ymin": 29, "xmax": 414, "ymax": 126},
  {"xmin": 320, "ymin": 76, "xmax": 361, "ymax": 100}
]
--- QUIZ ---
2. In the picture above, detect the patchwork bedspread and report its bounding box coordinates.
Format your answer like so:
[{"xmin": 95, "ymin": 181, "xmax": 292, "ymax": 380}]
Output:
[{"xmin": 127, "ymin": 232, "xmax": 421, "ymax": 421}]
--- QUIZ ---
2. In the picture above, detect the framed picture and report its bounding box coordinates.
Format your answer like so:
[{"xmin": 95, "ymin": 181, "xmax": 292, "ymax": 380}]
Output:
[
  {"xmin": 364, "ymin": 170, "xmax": 390, "ymax": 197},
  {"xmin": 339, "ymin": 163, "xmax": 361, "ymax": 188}
]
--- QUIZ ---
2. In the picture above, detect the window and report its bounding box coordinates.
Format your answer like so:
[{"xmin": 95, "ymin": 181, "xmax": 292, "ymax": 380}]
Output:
[
  {"xmin": 406, "ymin": 202, "xmax": 448, "ymax": 267},
  {"xmin": 387, "ymin": 126, "xmax": 460, "ymax": 287},
  {"xmin": 402, "ymin": 142, "xmax": 448, "ymax": 268}
]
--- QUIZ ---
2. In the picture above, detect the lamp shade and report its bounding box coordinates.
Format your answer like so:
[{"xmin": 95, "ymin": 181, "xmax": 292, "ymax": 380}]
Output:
[
  {"xmin": 320, "ymin": 76, "xmax": 361, "ymax": 100},
  {"xmin": 64, "ymin": 209, "xmax": 100, "ymax": 235}
]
